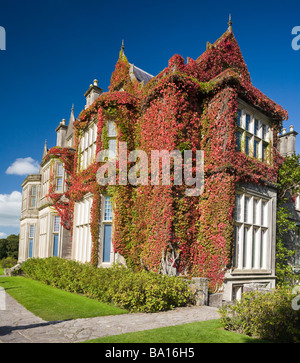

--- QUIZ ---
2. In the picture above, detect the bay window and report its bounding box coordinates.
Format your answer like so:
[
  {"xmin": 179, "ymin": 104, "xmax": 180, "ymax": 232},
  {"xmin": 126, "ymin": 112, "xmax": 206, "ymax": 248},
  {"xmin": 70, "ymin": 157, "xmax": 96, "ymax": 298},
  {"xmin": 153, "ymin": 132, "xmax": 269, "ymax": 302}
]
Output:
[{"xmin": 234, "ymin": 192, "xmax": 270, "ymax": 270}]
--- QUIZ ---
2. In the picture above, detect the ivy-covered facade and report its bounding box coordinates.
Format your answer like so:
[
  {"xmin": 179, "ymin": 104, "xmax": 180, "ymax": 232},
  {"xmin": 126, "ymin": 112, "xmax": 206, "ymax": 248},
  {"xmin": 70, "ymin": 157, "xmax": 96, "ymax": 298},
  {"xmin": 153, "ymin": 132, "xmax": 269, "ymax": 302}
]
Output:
[{"xmin": 19, "ymin": 22, "xmax": 294, "ymax": 301}]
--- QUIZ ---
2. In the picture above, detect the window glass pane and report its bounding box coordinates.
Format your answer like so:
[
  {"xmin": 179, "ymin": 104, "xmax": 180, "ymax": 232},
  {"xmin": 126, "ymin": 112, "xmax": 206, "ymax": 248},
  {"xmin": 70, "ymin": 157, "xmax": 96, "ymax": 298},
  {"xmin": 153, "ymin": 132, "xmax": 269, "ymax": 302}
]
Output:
[
  {"xmin": 236, "ymin": 131, "xmax": 241, "ymax": 151},
  {"xmin": 262, "ymin": 143, "xmax": 268, "ymax": 162},
  {"xmin": 260, "ymin": 230, "xmax": 266, "ymax": 268},
  {"xmin": 262, "ymin": 201, "xmax": 267, "ymax": 226},
  {"xmin": 254, "ymin": 119, "xmax": 259, "ymax": 136},
  {"xmin": 53, "ymin": 234, "xmax": 59, "ymax": 257},
  {"xmin": 93, "ymin": 124, "xmax": 98, "ymax": 143},
  {"xmin": 254, "ymin": 139, "xmax": 259, "ymax": 158},
  {"xmin": 54, "ymin": 216, "xmax": 60, "ymax": 233},
  {"xmin": 243, "ymin": 226, "xmax": 249, "ymax": 268},
  {"xmin": 245, "ymin": 114, "xmax": 250, "ymax": 131},
  {"xmin": 108, "ymin": 121, "xmax": 117, "ymax": 137},
  {"xmin": 108, "ymin": 139, "xmax": 117, "ymax": 159},
  {"xmin": 56, "ymin": 177, "xmax": 63, "ymax": 191},
  {"xmin": 104, "ymin": 197, "xmax": 113, "ymax": 221},
  {"xmin": 57, "ymin": 164, "xmax": 63, "ymax": 176},
  {"xmin": 244, "ymin": 196, "xmax": 250, "ymax": 223},
  {"xmin": 245, "ymin": 135, "xmax": 250, "ymax": 155},
  {"xmin": 31, "ymin": 196, "xmax": 36, "ymax": 208},
  {"xmin": 103, "ymin": 224, "xmax": 112, "ymax": 262},
  {"xmin": 89, "ymin": 127, "xmax": 93, "ymax": 147},
  {"xmin": 237, "ymin": 109, "xmax": 241, "ymax": 127},
  {"xmin": 29, "ymin": 225, "xmax": 35, "ymax": 238},
  {"xmin": 233, "ymin": 225, "xmax": 240, "ymax": 268},
  {"xmin": 252, "ymin": 228, "xmax": 258, "ymax": 268},
  {"xmin": 262, "ymin": 124, "xmax": 268, "ymax": 140},
  {"xmin": 29, "ymin": 239, "xmax": 33, "ymax": 258},
  {"xmin": 253, "ymin": 199, "xmax": 259, "ymax": 225},
  {"xmin": 235, "ymin": 194, "xmax": 242, "ymax": 221}
]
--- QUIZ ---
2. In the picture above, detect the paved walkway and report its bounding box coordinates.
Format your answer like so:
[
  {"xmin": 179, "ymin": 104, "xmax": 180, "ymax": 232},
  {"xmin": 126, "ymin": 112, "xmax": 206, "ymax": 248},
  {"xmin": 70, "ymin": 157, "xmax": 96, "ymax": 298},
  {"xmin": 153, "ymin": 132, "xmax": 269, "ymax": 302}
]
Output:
[{"xmin": 0, "ymin": 285, "xmax": 220, "ymax": 343}]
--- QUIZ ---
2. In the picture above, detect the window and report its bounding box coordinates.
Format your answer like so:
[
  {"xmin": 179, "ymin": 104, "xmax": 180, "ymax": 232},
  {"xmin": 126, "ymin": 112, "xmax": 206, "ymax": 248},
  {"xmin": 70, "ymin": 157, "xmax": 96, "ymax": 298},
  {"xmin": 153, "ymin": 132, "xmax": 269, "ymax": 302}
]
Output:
[
  {"xmin": 254, "ymin": 138, "xmax": 259, "ymax": 159},
  {"xmin": 237, "ymin": 109, "xmax": 242, "ymax": 127},
  {"xmin": 30, "ymin": 186, "xmax": 37, "ymax": 208},
  {"xmin": 53, "ymin": 216, "xmax": 60, "ymax": 257},
  {"xmin": 79, "ymin": 122, "xmax": 97, "ymax": 170},
  {"xmin": 73, "ymin": 195, "xmax": 93, "ymax": 263},
  {"xmin": 39, "ymin": 216, "xmax": 47, "ymax": 258},
  {"xmin": 236, "ymin": 131, "xmax": 242, "ymax": 152},
  {"xmin": 42, "ymin": 164, "xmax": 50, "ymax": 198},
  {"xmin": 29, "ymin": 225, "xmax": 35, "ymax": 258},
  {"xmin": 22, "ymin": 187, "xmax": 28, "ymax": 211},
  {"xmin": 102, "ymin": 196, "xmax": 113, "ymax": 263},
  {"xmin": 236, "ymin": 105, "xmax": 271, "ymax": 163},
  {"xmin": 245, "ymin": 134, "xmax": 250, "ymax": 156},
  {"xmin": 104, "ymin": 196, "xmax": 113, "ymax": 221},
  {"xmin": 233, "ymin": 192, "xmax": 270, "ymax": 270},
  {"xmin": 56, "ymin": 163, "xmax": 63, "ymax": 192},
  {"xmin": 107, "ymin": 121, "xmax": 117, "ymax": 159},
  {"xmin": 254, "ymin": 119, "xmax": 259, "ymax": 136},
  {"xmin": 245, "ymin": 113, "xmax": 250, "ymax": 131}
]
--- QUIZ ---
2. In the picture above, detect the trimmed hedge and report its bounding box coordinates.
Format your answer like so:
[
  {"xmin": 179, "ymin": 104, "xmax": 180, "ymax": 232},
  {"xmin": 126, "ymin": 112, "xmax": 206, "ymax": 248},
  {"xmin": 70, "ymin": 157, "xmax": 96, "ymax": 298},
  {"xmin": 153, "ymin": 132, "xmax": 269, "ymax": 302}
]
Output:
[
  {"xmin": 219, "ymin": 288, "xmax": 300, "ymax": 343},
  {"xmin": 21, "ymin": 257, "xmax": 193, "ymax": 313}
]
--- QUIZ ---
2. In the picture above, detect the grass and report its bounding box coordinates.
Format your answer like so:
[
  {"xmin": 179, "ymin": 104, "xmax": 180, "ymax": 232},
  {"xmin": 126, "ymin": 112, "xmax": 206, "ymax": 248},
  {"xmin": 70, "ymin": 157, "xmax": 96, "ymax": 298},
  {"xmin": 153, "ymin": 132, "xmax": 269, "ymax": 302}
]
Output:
[
  {"xmin": 0, "ymin": 268, "xmax": 4, "ymax": 275},
  {"xmin": 83, "ymin": 319, "xmax": 267, "ymax": 343},
  {"xmin": 0, "ymin": 276, "xmax": 269, "ymax": 343},
  {"xmin": 0, "ymin": 276, "xmax": 127, "ymax": 321}
]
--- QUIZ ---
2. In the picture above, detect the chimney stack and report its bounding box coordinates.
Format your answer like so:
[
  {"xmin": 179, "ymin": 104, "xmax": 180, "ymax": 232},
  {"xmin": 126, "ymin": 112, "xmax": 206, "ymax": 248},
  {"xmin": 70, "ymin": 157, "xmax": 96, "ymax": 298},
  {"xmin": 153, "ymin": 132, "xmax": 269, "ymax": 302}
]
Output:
[
  {"xmin": 84, "ymin": 79, "xmax": 103, "ymax": 109},
  {"xmin": 278, "ymin": 125, "xmax": 298, "ymax": 157}
]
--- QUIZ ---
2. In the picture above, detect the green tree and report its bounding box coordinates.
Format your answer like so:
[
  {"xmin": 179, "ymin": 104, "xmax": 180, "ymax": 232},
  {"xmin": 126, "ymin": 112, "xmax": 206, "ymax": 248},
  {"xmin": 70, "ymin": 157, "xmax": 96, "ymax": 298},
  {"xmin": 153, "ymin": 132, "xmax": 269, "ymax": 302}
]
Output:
[
  {"xmin": 0, "ymin": 239, "xmax": 7, "ymax": 260},
  {"xmin": 0, "ymin": 234, "xmax": 19, "ymax": 261},
  {"xmin": 6, "ymin": 234, "xmax": 19, "ymax": 259},
  {"xmin": 276, "ymin": 153, "xmax": 300, "ymax": 287}
]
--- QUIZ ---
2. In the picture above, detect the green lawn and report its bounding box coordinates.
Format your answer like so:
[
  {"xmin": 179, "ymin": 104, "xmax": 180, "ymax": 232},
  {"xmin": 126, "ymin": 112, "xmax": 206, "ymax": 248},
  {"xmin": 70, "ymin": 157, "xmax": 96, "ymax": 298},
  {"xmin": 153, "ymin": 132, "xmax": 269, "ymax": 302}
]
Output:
[
  {"xmin": 0, "ymin": 276, "xmax": 269, "ymax": 343},
  {"xmin": 0, "ymin": 268, "xmax": 4, "ymax": 275},
  {"xmin": 0, "ymin": 276, "xmax": 127, "ymax": 321},
  {"xmin": 83, "ymin": 319, "xmax": 267, "ymax": 343}
]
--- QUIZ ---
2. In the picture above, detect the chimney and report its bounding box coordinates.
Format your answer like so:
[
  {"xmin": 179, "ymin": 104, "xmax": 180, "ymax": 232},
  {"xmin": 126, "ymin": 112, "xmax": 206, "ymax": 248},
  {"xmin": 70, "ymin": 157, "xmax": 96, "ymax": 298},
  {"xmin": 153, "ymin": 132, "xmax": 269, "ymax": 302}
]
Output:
[
  {"xmin": 56, "ymin": 119, "xmax": 68, "ymax": 147},
  {"xmin": 278, "ymin": 125, "xmax": 298, "ymax": 157},
  {"xmin": 84, "ymin": 79, "xmax": 103, "ymax": 109}
]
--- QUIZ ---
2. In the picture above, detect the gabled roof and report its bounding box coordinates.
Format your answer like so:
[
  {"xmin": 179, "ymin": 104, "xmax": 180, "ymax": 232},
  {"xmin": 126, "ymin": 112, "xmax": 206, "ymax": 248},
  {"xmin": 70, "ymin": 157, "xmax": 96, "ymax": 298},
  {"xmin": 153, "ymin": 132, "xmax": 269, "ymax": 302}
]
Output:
[
  {"xmin": 131, "ymin": 64, "xmax": 153, "ymax": 84},
  {"xmin": 196, "ymin": 17, "xmax": 251, "ymax": 83},
  {"xmin": 109, "ymin": 41, "xmax": 154, "ymax": 92}
]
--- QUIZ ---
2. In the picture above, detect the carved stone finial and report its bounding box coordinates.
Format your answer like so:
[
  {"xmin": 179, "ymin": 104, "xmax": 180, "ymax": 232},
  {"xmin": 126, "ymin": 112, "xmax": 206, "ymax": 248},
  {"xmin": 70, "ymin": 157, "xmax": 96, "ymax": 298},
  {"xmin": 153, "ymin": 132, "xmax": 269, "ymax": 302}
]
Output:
[{"xmin": 228, "ymin": 14, "xmax": 233, "ymax": 32}]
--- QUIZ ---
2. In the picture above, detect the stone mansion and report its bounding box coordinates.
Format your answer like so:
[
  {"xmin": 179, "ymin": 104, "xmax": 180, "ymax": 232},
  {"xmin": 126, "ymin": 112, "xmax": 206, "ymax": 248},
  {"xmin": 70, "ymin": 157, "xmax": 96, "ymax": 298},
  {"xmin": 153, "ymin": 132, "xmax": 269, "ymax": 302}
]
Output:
[{"xmin": 18, "ymin": 21, "xmax": 300, "ymax": 302}]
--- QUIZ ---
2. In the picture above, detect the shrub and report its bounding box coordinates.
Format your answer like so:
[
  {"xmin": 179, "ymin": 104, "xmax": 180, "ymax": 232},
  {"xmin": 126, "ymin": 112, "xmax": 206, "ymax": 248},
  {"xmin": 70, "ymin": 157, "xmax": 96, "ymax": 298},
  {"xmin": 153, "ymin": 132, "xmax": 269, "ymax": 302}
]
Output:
[
  {"xmin": 0, "ymin": 257, "xmax": 18, "ymax": 268},
  {"xmin": 21, "ymin": 257, "xmax": 193, "ymax": 313},
  {"xmin": 219, "ymin": 288, "xmax": 300, "ymax": 342}
]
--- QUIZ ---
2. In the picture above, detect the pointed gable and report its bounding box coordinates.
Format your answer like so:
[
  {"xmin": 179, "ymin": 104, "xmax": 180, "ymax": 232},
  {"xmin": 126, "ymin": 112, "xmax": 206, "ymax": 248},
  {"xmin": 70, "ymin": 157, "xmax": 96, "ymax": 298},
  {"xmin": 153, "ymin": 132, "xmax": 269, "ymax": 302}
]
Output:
[
  {"xmin": 196, "ymin": 27, "xmax": 251, "ymax": 83},
  {"xmin": 66, "ymin": 105, "xmax": 75, "ymax": 142},
  {"xmin": 42, "ymin": 139, "xmax": 48, "ymax": 160},
  {"xmin": 109, "ymin": 41, "xmax": 153, "ymax": 94}
]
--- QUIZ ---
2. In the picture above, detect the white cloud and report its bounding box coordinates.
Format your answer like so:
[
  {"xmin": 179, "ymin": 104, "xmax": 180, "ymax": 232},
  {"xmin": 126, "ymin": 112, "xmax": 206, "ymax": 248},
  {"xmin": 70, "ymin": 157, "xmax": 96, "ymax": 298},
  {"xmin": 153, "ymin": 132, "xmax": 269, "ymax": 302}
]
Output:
[
  {"xmin": 0, "ymin": 191, "xmax": 22, "ymax": 227},
  {"xmin": 6, "ymin": 157, "xmax": 39, "ymax": 176},
  {"xmin": 0, "ymin": 232, "xmax": 7, "ymax": 239}
]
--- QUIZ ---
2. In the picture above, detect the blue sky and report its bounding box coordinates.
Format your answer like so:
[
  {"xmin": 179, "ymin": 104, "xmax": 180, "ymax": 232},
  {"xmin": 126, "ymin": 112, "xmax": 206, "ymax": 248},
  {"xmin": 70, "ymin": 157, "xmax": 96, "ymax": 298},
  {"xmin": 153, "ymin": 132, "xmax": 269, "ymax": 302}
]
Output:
[{"xmin": 0, "ymin": 0, "xmax": 299, "ymax": 236}]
